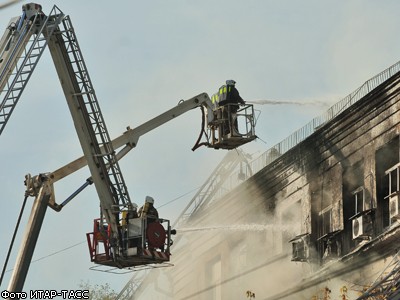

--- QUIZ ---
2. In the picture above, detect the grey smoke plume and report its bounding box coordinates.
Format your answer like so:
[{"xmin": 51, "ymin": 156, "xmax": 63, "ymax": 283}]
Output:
[{"xmin": 247, "ymin": 100, "xmax": 329, "ymax": 107}]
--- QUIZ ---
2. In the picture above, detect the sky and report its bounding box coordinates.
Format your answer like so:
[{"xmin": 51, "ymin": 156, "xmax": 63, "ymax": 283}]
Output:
[{"xmin": 1, "ymin": 0, "xmax": 400, "ymax": 296}]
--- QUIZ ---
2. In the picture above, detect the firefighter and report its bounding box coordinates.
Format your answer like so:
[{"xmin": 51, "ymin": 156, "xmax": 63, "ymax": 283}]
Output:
[
  {"xmin": 138, "ymin": 196, "xmax": 159, "ymax": 224},
  {"xmin": 121, "ymin": 203, "xmax": 139, "ymax": 249},
  {"xmin": 122, "ymin": 202, "xmax": 139, "ymax": 225},
  {"xmin": 217, "ymin": 79, "xmax": 245, "ymax": 136},
  {"xmin": 219, "ymin": 79, "xmax": 245, "ymax": 109}
]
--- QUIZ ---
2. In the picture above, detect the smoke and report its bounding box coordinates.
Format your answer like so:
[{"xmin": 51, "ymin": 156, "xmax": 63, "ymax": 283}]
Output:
[
  {"xmin": 132, "ymin": 177, "xmax": 309, "ymax": 299},
  {"xmin": 125, "ymin": 153, "xmax": 394, "ymax": 300},
  {"xmin": 247, "ymin": 99, "xmax": 330, "ymax": 107}
]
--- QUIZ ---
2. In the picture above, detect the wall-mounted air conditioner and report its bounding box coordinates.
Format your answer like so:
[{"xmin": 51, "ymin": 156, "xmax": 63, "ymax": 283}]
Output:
[
  {"xmin": 352, "ymin": 214, "xmax": 372, "ymax": 240},
  {"xmin": 389, "ymin": 194, "xmax": 400, "ymax": 224}
]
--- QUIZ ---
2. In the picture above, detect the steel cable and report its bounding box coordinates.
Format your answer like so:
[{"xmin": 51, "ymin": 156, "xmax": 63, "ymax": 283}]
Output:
[{"xmin": 0, "ymin": 194, "xmax": 28, "ymax": 287}]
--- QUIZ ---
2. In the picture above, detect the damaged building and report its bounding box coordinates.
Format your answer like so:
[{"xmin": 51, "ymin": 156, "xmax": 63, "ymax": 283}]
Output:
[{"xmin": 117, "ymin": 61, "xmax": 400, "ymax": 300}]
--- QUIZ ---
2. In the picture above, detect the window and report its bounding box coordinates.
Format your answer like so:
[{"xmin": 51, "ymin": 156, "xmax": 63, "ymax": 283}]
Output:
[
  {"xmin": 322, "ymin": 237, "xmax": 341, "ymax": 262},
  {"xmin": 319, "ymin": 206, "xmax": 332, "ymax": 238},
  {"xmin": 352, "ymin": 187, "xmax": 365, "ymax": 216},
  {"xmin": 375, "ymin": 137, "xmax": 400, "ymax": 231},
  {"xmin": 350, "ymin": 186, "xmax": 367, "ymax": 219},
  {"xmin": 386, "ymin": 163, "xmax": 400, "ymax": 196},
  {"xmin": 385, "ymin": 163, "xmax": 400, "ymax": 225},
  {"xmin": 289, "ymin": 233, "xmax": 309, "ymax": 262}
]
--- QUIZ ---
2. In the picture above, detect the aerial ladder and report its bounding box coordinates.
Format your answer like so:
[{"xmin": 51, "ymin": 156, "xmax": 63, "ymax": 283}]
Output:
[
  {"xmin": 0, "ymin": 3, "xmax": 257, "ymax": 294},
  {"xmin": 355, "ymin": 250, "xmax": 400, "ymax": 300}
]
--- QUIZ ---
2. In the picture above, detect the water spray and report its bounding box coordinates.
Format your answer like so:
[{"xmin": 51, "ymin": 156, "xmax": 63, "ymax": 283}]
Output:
[
  {"xmin": 176, "ymin": 223, "xmax": 298, "ymax": 233},
  {"xmin": 247, "ymin": 99, "xmax": 329, "ymax": 107}
]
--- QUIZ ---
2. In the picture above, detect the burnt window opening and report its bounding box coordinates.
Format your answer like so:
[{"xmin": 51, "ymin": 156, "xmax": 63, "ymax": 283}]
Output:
[
  {"xmin": 322, "ymin": 237, "xmax": 341, "ymax": 263},
  {"xmin": 318, "ymin": 205, "xmax": 343, "ymax": 263},
  {"xmin": 289, "ymin": 233, "xmax": 310, "ymax": 262},
  {"xmin": 376, "ymin": 136, "xmax": 400, "ymax": 232},
  {"xmin": 342, "ymin": 161, "xmax": 365, "ymax": 254},
  {"xmin": 319, "ymin": 206, "xmax": 333, "ymax": 239}
]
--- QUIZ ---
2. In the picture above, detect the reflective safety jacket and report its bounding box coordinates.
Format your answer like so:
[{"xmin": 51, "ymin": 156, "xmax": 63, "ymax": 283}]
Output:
[{"xmin": 212, "ymin": 85, "xmax": 245, "ymax": 109}]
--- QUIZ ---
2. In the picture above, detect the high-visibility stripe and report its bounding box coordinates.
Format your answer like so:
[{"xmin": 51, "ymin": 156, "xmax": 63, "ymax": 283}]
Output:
[{"xmin": 142, "ymin": 249, "xmax": 169, "ymax": 260}]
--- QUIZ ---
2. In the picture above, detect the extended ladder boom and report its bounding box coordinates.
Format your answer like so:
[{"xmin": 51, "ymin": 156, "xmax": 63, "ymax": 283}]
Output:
[
  {"xmin": 0, "ymin": 4, "xmax": 63, "ymax": 135},
  {"xmin": 5, "ymin": 5, "xmax": 132, "ymax": 292},
  {"xmin": 2, "ymin": 3, "xmax": 256, "ymax": 293},
  {"xmin": 45, "ymin": 12, "xmax": 131, "ymax": 239}
]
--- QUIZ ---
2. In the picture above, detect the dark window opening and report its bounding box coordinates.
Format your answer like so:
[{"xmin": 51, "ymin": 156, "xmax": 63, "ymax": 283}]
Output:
[
  {"xmin": 376, "ymin": 136, "xmax": 400, "ymax": 232},
  {"xmin": 319, "ymin": 207, "xmax": 332, "ymax": 239},
  {"xmin": 342, "ymin": 161, "xmax": 364, "ymax": 254},
  {"xmin": 322, "ymin": 237, "xmax": 341, "ymax": 263},
  {"xmin": 290, "ymin": 233, "xmax": 310, "ymax": 262}
]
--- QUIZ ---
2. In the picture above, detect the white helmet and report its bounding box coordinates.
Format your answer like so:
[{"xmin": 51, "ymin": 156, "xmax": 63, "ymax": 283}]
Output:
[
  {"xmin": 145, "ymin": 196, "xmax": 154, "ymax": 204},
  {"xmin": 226, "ymin": 79, "xmax": 236, "ymax": 86}
]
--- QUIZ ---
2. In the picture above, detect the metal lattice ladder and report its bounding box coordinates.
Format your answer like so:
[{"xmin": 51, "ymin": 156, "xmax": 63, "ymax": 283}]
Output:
[
  {"xmin": 53, "ymin": 15, "xmax": 131, "ymax": 208},
  {"xmin": 0, "ymin": 6, "xmax": 64, "ymax": 135},
  {"xmin": 356, "ymin": 250, "xmax": 400, "ymax": 299},
  {"xmin": 174, "ymin": 149, "xmax": 251, "ymax": 228}
]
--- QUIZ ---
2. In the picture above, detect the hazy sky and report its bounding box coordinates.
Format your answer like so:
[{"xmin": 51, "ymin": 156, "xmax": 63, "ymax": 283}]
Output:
[{"xmin": 1, "ymin": 0, "xmax": 400, "ymax": 295}]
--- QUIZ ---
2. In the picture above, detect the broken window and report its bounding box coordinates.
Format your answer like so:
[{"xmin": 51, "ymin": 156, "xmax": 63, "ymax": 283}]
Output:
[
  {"xmin": 315, "ymin": 163, "xmax": 344, "ymax": 242},
  {"xmin": 322, "ymin": 237, "xmax": 341, "ymax": 263},
  {"xmin": 319, "ymin": 206, "xmax": 333, "ymax": 238},
  {"xmin": 289, "ymin": 233, "xmax": 310, "ymax": 262}
]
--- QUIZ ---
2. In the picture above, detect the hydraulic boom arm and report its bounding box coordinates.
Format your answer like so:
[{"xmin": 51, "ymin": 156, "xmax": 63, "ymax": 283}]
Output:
[
  {"xmin": 1, "ymin": 3, "xmax": 256, "ymax": 294},
  {"xmin": 51, "ymin": 93, "xmax": 213, "ymax": 183}
]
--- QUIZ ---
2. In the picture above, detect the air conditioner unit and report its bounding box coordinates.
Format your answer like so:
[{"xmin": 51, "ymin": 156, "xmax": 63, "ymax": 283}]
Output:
[
  {"xmin": 389, "ymin": 194, "xmax": 400, "ymax": 223},
  {"xmin": 352, "ymin": 215, "xmax": 372, "ymax": 240}
]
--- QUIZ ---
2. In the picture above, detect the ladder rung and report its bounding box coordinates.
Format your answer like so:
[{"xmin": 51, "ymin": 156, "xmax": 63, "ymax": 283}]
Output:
[
  {"xmin": 10, "ymin": 87, "xmax": 22, "ymax": 92},
  {"xmin": 73, "ymin": 91, "xmax": 92, "ymax": 96},
  {"xmin": 0, "ymin": 104, "xmax": 15, "ymax": 109}
]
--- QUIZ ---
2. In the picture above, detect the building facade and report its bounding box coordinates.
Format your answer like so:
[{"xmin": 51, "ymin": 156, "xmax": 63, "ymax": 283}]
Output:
[{"xmin": 125, "ymin": 62, "xmax": 400, "ymax": 300}]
